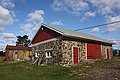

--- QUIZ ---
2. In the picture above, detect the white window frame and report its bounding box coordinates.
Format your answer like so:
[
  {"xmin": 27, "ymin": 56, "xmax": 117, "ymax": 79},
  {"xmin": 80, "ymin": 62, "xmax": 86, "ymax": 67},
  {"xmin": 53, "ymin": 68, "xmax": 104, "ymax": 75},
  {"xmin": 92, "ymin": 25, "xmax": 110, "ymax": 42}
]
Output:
[{"xmin": 45, "ymin": 49, "xmax": 53, "ymax": 58}]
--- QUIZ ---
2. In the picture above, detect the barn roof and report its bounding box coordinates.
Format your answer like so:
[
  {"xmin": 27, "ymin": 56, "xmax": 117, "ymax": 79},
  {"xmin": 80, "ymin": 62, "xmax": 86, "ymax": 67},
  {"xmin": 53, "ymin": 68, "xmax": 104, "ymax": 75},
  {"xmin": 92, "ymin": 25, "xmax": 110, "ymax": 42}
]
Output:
[
  {"xmin": 5, "ymin": 45, "xmax": 32, "ymax": 50},
  {"xmin": 41, "ymin": 24, "xmax": 114, "ymax": 44},
  {"xmin": 32, "ymin": 24, "xmax": 114, "ymax": 44}
]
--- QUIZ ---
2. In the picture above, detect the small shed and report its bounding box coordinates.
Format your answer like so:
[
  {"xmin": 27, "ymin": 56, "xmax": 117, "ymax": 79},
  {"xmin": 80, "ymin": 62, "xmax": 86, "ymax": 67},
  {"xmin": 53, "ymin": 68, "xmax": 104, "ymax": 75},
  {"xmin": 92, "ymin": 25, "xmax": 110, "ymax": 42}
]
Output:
[
  {"xmin": 5, "ymin": 45, "xmax": 32, "ymax": 61},
  {"xmin": 32, "ymin": 24, "xmax": 114, "ymax": 66}
]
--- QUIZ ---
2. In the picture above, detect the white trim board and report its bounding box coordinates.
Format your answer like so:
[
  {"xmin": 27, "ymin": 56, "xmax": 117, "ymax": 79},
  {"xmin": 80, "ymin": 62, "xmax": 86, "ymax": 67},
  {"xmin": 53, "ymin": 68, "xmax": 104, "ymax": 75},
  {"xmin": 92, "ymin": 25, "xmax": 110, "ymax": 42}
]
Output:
[
  {"xmin": 32, "ymin": 38, "xmax": 59, "ymax": 46},
  {"xmin": 42, "ymin": 24, "xmax": 64, "ymax": 35}
]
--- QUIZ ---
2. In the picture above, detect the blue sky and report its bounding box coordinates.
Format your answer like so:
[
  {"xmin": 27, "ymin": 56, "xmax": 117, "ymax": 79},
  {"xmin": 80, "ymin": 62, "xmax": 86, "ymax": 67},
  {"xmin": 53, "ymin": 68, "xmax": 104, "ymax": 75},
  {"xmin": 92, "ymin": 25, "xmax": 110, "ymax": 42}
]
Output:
[{"xmin": 0, "ymin": 0, "xmax": 120, "ymax": 50}]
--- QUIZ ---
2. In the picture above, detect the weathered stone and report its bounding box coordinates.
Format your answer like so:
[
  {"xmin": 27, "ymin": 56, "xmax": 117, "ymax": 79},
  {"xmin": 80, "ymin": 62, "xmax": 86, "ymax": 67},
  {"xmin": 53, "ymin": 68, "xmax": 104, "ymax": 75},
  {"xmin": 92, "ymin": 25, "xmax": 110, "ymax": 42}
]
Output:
[
  {"xmin": 32, "ymin": 40, "xmax": 62, "ymax": 65},
  {"xmin": 61, "ymin": 40, "xmax": 86, "ymax": 66},
  {"xmin": 32, "ymin": 39, "xmax": 113, "ymax": 66}
]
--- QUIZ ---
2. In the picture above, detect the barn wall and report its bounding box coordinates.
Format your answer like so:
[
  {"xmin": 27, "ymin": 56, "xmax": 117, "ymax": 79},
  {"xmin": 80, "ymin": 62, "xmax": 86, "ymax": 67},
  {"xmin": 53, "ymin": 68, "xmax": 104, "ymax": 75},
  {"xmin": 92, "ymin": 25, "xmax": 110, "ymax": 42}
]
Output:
[
  {"xmin": 61, "ymin": 40, "xmax": 86, "ymax": 66},
  {"xmin": 32, "ymin": 40, "xmax": 87, "ymax": 66},
  {"xmin": 7, "ymin": 50, "xmax": 32, "ymax": 61},
  {"xmin": 86, "ymin": 43, "xmax": 112, "ymax": 60},
  {"xmin": 101, "ymin": 45, "xmax": 113, "ymax": 59},
  {"xmin": 32, "ymin": 39, "xmax": 113, "ymax": 66},
  {"xmin": 32, "ymin": 40, "xmax": 62, "ymax": 65}
]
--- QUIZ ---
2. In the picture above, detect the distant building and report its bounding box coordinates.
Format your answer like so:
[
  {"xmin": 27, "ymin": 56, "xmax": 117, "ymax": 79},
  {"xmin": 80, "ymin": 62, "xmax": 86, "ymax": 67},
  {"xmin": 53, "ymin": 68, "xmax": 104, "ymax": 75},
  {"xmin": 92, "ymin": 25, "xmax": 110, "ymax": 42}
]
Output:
[
  {"xmin": 32, "ymin": 24, "xmax": 114, "ymax": 66},
  {"xmin": 113, "ymin": 49, "xmax": 120, "ymax": 56},
  {"xmin": 5, "ymin": 45, "xmax": 32, "ymax": 61},
  {"xmin": 0, "ymin": 51, "xmax": 5, "ymax": 56}
]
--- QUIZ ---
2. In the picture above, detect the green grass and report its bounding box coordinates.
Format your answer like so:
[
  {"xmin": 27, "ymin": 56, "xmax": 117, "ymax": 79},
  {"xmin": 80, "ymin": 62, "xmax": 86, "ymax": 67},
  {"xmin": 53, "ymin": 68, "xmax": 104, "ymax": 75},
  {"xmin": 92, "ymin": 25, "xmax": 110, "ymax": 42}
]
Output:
[
  {"xmin": 0, "ymin": 57, "xmax": 120, "ymax": 80},
  {"xmin": 0, "ymin": 56, "xmax": 5, "ymax": 63}
]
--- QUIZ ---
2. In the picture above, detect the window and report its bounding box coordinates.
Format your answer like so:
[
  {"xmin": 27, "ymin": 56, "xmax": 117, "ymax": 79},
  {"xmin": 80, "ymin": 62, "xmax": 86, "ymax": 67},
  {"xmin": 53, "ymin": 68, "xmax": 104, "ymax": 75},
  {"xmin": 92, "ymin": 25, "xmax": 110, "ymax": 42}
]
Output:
[
  {"xmin": 45, "ymin": 51, "xmax": 52, "ymax": 58},
  {"xmin": 35, "ymin": 52, "xmax": 39, "ymax": 58}
]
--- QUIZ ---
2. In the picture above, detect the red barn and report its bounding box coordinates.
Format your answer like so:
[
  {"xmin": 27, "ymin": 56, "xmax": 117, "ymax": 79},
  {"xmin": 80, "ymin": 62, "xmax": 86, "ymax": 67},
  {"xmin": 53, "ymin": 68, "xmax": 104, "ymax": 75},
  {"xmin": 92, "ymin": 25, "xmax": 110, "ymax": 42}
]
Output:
[{"xmin": 32, "ymin": 24, "xmax": 113, "ymax": 66}]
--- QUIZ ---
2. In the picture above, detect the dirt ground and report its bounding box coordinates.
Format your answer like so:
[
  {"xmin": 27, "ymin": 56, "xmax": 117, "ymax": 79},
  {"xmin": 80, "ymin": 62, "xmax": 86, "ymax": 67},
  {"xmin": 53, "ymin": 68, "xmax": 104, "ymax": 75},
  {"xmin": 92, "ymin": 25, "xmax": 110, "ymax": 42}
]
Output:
[{"xmin": 79, "ymin": 57, "xmax": 120, "ymax": 80}]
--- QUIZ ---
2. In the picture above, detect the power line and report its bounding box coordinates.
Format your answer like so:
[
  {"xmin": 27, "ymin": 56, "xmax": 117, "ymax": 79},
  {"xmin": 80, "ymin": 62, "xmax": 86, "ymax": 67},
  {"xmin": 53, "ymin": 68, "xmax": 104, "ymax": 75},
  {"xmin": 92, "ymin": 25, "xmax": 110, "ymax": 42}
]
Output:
[
  {"xmin": 109, "ymin": 37, "xmax": 120, "ymax": 39},
  {"xmin": 74, "ymin": 20, "xmax": 120, "ymax": 31},
  {"xmin": 109, "ymin": 40, "xmax": 120, "ymax": 41}
]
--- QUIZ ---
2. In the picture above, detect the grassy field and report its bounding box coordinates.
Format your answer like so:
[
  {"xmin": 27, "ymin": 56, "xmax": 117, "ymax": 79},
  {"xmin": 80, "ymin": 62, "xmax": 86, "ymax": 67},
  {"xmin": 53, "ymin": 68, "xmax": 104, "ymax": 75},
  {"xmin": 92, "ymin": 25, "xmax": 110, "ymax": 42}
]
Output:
[
  {"xmin": 0, "ymin": 57, "xmax": 120, "ymax": 80},
  {"xmin": 0, "ymin": 56, "xmax": 5, "ymax": 63}
]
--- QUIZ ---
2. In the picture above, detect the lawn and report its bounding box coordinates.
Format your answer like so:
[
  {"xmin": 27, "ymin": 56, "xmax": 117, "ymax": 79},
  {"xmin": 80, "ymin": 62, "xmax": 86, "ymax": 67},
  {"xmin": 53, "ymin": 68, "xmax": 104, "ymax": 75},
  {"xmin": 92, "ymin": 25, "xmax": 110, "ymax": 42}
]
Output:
[
  {"xmin": 0, "ymin": 56, "xmax": 5, "ymax": 63},
  {"xmin": 0, "ymin": 57, "xmax": 120, "ymax": 80}
]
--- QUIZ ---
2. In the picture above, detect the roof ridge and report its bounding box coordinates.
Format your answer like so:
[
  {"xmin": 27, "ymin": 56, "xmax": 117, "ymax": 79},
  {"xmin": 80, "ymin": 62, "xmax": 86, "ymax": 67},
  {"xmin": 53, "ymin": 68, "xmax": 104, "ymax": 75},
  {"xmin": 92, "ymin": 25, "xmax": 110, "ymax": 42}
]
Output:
[{"xmin": 42, "ymin": 24, "xmax": 64, "ymax": 35}]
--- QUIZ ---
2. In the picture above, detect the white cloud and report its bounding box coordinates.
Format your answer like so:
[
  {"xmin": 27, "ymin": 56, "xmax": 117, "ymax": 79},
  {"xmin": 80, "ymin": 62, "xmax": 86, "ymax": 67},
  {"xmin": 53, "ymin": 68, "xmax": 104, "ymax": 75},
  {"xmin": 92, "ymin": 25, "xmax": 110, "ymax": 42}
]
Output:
[
  {"xmin": 0, "ymin": 43, "xmax": 5, "ymax": 51},
  {"xmin": 27, "ymin": 10, "xmax": 44, "ymax": 23},
  {"xmin": 21, "ymin": 10, "xmax": 44, "ymax": 39},
  {"xmin": 85, "ymin": 11, "xmax": 96, "ymax": 17},
  {"xmin": 0, "ymin": 32, "xmax": 16, "ymax": 50},
  {"xmin": 2, "ymin": 32, "xmax": 15, "ymax": 39},
  {"xmin": 109, "ymin": 39, "xmax": 120, "ymax": 49},
  {"xmin": 51, "ymin": 20, "xmax": 63, "ymax": 26},
  {"xmin": 105, "ymin": 15, "xmax": 120, "ymax": 32},
  {"xmin": 51, "ymin": 0, "xmax": 89, "ymax": 15},
  {"xmin": 81, "ymin": 11, "xmax": 96, "ymax": 21},
  {"xmin": 0, "ymin": 0, "xmax": 15, "ymax": 8},
  {"xmin": 0, "ymin": 6, "xmax": 14, "ymax": 30},
  {"xmin": 88, "ymin": 0, "xmax": 120, "ymax": 33},
  {"xmin": 51, "ymin": 0, "xmax": 120, "ymax": 33},
  {"xmin": 2, "ymin": 32, "xmax": 16, "ymax": 43},
  {"xmin": 0, "ymin": 0, "xmax": 16, "ymax": 50},
  {"xmin": 21, "ymin": 23, "xmax": 34, "ymax": 38},
  {"xmin": 98, "ymin": 7, "xmax": 112, "ymax": 15},
  {"xmin": 51, "ymin": 0, "xmax": 120, "ymax": 17},
  {"xmin": 91, "ymin": 27, "xmax": 100, "ymax": 32},
  {"xmin": 89, "ymin": 0, "xmax": 120, "ymax": 15}
]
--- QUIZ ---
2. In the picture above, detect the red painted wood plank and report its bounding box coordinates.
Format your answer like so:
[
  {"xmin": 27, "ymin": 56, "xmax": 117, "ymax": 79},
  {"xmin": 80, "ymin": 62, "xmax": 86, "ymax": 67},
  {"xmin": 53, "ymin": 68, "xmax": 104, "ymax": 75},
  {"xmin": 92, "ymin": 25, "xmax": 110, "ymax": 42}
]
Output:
[
  {"xmin": 87, "ymin": 43, "xmax": 101, "ymax": 59},
  {"xmin": 73, "ymin": 47, "xmax": 78, "ymax": 64},
  {"xmin": 32, "ymin": 26, "xmax": 61, "ymax": 44}
]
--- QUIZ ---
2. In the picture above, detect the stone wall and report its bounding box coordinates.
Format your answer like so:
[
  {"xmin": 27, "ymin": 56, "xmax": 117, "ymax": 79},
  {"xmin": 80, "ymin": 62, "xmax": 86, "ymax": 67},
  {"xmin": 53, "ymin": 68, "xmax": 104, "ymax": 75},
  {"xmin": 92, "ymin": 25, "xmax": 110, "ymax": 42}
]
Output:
[
  {"xmin": 32, "ymin": 40, "xmax": 62, "ymax": 65},
  {"xmin": 101, "ymin": 45, "xmax": 113, "ymax": 59},
  {"xmin": 61, "ymin": 40, "xmax": 86, "ymax": 66},
  {"xmin": 32, "ymin": 39, "xmax": 113, "ymax": 66}
]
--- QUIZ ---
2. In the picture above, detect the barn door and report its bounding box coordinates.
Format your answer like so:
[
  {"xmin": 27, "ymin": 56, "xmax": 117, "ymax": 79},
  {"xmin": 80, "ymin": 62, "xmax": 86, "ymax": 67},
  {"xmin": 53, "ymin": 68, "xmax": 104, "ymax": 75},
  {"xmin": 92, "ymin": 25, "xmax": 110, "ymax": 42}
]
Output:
[
  {"xmin": 73, "ymin": 47, "xmax": 79, "ymax": 64},
  {"xmin": 87, "ymin": 43, "xmax": 101, "ymax": 59},
  {"xmin": 106, "ymin": 49, "xmax": 109, "ymax": 59}
]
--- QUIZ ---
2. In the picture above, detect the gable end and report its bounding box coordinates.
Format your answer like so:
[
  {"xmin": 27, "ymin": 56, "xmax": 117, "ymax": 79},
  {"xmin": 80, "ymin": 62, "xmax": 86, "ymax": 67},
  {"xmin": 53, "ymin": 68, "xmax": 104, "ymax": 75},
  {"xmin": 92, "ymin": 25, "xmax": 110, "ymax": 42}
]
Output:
[{"xmin": 32, "ymin": 26, "xmax": 62, "ymax": 44}]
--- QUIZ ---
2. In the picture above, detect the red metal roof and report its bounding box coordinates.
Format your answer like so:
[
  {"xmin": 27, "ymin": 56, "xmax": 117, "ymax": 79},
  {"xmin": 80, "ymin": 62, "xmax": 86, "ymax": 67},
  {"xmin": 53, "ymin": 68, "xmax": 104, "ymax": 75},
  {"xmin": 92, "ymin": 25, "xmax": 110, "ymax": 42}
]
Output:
[{"xmin": 5, "ymin": 45, "xmax": 32, "ymax": 50}]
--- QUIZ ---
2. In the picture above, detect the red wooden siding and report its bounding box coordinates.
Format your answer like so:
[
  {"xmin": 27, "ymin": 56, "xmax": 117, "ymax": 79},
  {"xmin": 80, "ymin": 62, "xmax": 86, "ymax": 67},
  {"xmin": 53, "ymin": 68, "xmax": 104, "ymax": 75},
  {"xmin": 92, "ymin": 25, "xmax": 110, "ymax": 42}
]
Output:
[
  {"xmin": 87, "ymin": 43, "xmax": 101, "ymax": 59},
  {"xmin": 32, "ymin": 26, "xmax": 61, "ymax": 44},
  {"xmin": 73, "ymin": 47, "xmax": 79, "ymax": 64}
]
